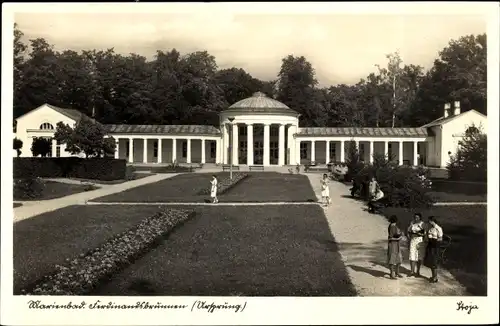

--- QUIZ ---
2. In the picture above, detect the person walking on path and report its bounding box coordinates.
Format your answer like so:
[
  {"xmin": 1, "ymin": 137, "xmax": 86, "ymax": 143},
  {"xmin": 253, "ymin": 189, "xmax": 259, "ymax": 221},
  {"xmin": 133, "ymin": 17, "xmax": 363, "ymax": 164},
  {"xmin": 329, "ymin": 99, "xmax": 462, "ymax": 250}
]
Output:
[
  {"xmin": 407, "ymin": 212, "xmax": 426, "ymax": 277},
  {"xmin": 321, "ymin": 173, "xmax": 331, "ymax": 207},
  {"xmin": 424, "ymin": 216, "xmax": 443, "ymax": 283},
  {"xmin": 210, "ymin": 175, "xmax": 219, "ymax": 204},
  {"xmin": 387, "ymin": 215, "xmax": 404, "ymax": 279}
]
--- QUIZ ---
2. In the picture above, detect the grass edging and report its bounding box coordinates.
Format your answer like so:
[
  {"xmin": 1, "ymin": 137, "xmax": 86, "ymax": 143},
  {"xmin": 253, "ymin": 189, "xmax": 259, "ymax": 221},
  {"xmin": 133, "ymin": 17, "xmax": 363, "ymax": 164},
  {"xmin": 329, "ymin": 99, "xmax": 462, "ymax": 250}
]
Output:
[
  {"xmin": 197, "ymin": 172, "xmax": 250, "ymax": 196},
  {"xmin": 17, "ymin": 208, "xmax": 195, "ymax": 296}
]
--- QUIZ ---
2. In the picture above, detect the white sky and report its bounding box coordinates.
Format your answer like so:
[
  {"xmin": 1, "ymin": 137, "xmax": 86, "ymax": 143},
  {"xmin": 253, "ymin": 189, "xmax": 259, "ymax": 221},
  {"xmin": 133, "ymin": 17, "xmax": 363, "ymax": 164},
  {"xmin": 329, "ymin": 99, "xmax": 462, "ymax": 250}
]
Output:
[{"xmin": 14, "ymin": 4, "xmax": 487, "ymax": 86}]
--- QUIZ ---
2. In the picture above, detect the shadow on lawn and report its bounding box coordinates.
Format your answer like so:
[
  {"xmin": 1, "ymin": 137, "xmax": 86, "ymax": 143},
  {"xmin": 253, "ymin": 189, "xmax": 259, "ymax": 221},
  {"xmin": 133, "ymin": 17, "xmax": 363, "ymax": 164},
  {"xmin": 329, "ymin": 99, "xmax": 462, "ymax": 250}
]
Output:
[{"xmin": 93, "ymin": 205, "xmax": 356, "ymax": 296}]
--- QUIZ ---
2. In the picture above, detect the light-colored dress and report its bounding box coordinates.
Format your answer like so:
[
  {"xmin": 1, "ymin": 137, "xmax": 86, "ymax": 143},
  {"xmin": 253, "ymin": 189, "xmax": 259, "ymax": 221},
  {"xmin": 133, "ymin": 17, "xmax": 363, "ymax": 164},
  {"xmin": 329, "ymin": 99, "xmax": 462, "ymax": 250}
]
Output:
[
  {"xmin": 210, "ymin": 178, "xmax": 218, "ymax": 198},
  {"xmin": 407, "ymin": 221, "xmax": 426, "ymax": 261},
  {"xmin": 321, "ymin": 179, "xmax": 330, "ymax": 197}
]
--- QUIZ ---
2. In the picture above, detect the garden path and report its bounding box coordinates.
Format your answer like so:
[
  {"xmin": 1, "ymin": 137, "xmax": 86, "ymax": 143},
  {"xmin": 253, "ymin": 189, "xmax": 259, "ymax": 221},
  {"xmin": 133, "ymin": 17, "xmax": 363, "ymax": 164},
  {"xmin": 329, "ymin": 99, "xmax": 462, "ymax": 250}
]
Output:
[
  {"xmin": 13, "ymin": 174, "xmax": 179, "ymax": 222},
  {"xmin": 306, "ymin": 173, "xmax": 469, "ymax": 296}
]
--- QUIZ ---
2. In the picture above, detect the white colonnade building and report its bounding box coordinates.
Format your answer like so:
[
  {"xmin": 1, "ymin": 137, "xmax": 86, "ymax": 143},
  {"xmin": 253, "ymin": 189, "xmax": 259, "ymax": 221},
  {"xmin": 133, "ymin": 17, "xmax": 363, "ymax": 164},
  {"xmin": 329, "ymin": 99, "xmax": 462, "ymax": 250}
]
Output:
[{"xmin": 14, "ymin": 92, "xmax": 487, "ymax": 169}]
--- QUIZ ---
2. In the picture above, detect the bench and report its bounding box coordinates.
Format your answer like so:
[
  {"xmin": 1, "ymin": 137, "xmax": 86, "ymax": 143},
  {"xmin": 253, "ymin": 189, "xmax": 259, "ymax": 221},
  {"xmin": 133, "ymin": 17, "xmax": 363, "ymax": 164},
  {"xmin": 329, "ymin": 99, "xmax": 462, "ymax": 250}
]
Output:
[
  {"xmin": 222, "ymin": 165, "xmax": 240, "ymax": 171},
  {"xmin": 249, "ymin": 165, "xmax": 265, "ymax": 171},
  {"xmin": 308, "ymin": 166, "xmax": 329, "ymax": 173}
]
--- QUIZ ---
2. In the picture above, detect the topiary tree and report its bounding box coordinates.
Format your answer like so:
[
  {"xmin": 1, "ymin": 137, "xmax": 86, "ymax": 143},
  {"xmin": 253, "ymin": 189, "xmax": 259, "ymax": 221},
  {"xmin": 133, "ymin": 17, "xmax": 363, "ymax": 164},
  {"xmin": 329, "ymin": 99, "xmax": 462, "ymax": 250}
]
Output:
[
  {"xmin": 345, "ymin": 139, "xmax": 364, "ymax": 182},
  {"xmin": 447, "ymin": 124, "xmax": 487, "ymax": 182},
  {"xmin": 54, "ymin": 117, "xmax": 116, "ymax": 158},
  {"xmin": 13, "ymin": 137, "xmax": 23, "ymax": 157},
  {"xmin": 31, "ymin": 137, "xmax": 52, "ymax": 157}
]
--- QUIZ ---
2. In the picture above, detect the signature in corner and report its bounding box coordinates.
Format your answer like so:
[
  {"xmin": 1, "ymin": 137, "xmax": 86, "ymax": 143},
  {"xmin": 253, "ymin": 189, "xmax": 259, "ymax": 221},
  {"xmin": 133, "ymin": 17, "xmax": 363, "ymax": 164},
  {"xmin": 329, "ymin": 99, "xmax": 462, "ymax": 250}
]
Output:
[{"xmin": 456, "ymin": 301, "xmax": 479, "ymax": 314}]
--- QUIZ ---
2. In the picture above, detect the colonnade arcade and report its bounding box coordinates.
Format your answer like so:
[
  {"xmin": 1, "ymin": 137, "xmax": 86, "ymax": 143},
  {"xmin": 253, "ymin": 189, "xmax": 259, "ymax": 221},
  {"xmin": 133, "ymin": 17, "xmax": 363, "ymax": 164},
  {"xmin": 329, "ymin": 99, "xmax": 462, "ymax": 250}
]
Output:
[{"xmin": 296, "ymin": 138, "xmax": 426, "ymax": 166}]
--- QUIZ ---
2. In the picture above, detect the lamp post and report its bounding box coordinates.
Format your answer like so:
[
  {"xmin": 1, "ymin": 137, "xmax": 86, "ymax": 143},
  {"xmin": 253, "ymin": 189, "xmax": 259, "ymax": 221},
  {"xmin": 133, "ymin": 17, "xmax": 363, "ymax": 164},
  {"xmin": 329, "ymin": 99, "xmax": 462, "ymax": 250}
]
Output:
[{"xmin": 228, "ymin": 117, "xmax": 235, "ymax": 180}]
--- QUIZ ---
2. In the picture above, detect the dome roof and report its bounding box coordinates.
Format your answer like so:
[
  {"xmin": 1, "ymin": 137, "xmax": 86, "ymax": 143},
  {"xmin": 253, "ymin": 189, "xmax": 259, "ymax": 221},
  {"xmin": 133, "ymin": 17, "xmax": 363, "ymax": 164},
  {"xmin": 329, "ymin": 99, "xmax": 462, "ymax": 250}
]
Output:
[{"xmin": 226, "ymin": 92, "xmax": 297, "ymax": 115}]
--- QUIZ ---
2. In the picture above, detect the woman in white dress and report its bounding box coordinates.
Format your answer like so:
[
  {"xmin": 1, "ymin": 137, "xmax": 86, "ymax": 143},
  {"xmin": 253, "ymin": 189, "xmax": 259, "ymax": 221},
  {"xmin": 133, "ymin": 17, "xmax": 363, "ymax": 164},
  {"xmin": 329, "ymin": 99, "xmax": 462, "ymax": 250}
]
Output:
[
  {"xmin": 210, "ymin": 175, "xmax": 218, "ymax": 203},
  {"xmin": 321, "ymin": 174, "xmax": 331, "ymax": 207},
  {"xmin": 407, "ymin": 212, "xmax": 426, "ymax": 277}
]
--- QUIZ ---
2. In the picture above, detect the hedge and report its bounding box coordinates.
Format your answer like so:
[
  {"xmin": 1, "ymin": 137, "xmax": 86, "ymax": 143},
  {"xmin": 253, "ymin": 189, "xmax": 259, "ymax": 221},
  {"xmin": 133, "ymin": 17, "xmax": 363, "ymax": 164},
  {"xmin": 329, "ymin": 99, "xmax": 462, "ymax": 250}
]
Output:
[{"xmin": 14, "ymin": 158, "xmax": 127, "ymax": 181}]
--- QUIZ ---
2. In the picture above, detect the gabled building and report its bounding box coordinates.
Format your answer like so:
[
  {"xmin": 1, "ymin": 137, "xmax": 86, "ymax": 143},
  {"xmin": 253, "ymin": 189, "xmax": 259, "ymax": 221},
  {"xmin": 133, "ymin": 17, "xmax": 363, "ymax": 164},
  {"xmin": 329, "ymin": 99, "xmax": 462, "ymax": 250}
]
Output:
[{"xmin": 14, "ymin": 93, "xmax": 487, "ymax": 168}]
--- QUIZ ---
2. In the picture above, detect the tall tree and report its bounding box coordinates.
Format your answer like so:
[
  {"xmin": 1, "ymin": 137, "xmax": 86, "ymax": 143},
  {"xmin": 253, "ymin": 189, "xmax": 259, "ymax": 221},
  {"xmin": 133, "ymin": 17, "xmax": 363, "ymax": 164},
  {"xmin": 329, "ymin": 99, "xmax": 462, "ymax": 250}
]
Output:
[
  {"xmin": 276, "ymin": 55, "xmax": 321, "ymax": 127},
  {"xmin": 409, "ymin": 34, "xmax": 487, "ymax": 126}
]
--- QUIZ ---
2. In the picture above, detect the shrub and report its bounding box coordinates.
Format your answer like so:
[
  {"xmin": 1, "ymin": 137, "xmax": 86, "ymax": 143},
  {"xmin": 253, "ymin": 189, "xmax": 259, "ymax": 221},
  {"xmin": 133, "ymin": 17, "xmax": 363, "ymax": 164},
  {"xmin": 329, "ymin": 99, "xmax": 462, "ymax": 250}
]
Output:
[
  {"xmin": 13, "ymin": 158, "xmax": 127, "ymax": 181},
  {"xmin": 13, "ymin": 137, "xmax": 23, "ymax": 157},
  {"xmin": 31, "ymin": 137, "xmax": 52, "ymax": 157},
  {"xmin": 353, "ymin": 154, "xmax": 434, "ymax": 208},
  {"xmin": 447, "ymin": 124, "xmax": 487, "ymax": 182},
  {"xmin": 13, "ymin": 178, "xmax": 45, "ymax": 200},
  {"xmin": 20, "ymin": 209, "xmax": 193, "ymax": 295}
]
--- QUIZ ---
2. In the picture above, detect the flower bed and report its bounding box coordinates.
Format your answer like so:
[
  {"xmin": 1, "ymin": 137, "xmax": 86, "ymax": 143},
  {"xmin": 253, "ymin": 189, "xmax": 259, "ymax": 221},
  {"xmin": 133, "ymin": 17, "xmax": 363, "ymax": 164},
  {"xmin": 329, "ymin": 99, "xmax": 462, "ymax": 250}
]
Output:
[
  {"xmin": 198, "ymin": 173, "xmax": 249, "ymax": 196},
  {"xmin": 20, "ymin": 208, "xmax": 194, "ymax": 295}
]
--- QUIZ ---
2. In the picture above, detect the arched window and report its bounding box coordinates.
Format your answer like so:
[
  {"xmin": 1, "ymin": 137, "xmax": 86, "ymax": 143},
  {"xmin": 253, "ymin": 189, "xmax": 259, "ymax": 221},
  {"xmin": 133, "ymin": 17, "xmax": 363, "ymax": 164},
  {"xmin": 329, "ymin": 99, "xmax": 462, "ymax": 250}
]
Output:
[{"xmin": 40, "ymin": 123, "xmax": 54, "ymax": 130}]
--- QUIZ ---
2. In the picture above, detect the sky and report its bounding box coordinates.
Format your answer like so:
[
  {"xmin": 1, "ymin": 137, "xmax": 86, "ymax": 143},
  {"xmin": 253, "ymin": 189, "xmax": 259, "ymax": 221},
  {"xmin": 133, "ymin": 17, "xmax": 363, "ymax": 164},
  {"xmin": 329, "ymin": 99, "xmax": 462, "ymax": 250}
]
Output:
[{"xmin": 14, "ymin": 5, "xmax": 487, "ymax": 87}]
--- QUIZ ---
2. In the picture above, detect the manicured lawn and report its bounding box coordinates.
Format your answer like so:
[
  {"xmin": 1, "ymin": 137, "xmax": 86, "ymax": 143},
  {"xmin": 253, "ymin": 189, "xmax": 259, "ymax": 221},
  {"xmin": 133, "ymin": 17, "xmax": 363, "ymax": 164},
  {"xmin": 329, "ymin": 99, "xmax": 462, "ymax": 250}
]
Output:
[
  {"xmin": 223, "ymin": 173, "xmax": 317, "ymax": 202},
  {"xmin": 94, "ymin": 205, "xmax": 356, "ymax": 296},
  {"xmin": 13, "ymin": 205, "xmax": 165, "ymax": 293},
  {"xmin": 383, "ymin": 205, "xmax": 487, "ymax": 296},
  {"xmin": 14, "ymin": 180, "xmax": 100, "ymax": 201},
  {"xmin": 429, "ymin": 180, "xmax": 487, "ymax": 203},
  {"xmin": 93, "ymin": 172, "xmax": 317, "ymax": 203}
]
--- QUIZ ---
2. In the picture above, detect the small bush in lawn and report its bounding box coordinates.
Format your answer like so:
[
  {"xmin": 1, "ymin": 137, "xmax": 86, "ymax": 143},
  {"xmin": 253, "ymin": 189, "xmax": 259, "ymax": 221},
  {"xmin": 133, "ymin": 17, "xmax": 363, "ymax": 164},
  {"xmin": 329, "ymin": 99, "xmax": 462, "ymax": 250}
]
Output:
[
  {"xmin": 353, "ymin": 153, "xmax": 434, "ymax": 208},
  {"xmin": 14, "ymin": 178, "xmax": 45, "ymax": 200},
  {"xmin": 13, "ymin": 137, "xmax": 23, "ymax": 157}
]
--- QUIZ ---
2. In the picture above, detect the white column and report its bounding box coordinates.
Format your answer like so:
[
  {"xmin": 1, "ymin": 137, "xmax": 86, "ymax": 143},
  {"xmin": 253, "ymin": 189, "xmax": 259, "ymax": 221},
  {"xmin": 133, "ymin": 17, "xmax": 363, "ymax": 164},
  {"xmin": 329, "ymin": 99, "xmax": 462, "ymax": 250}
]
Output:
[
  {"xmin": 201, "ymin": 139, "xmax": 206, "ymax": 164},
  {"xmin": 295, "ymin": 139, "xmax": 301, "ymax": 165},
  {"xmin": 114, "ymin": 138, "xmax": 119, "ymax": 159},
  {"xmin": 369, "ymin": 141, "xmax": 374, "ymax": 164},
  {"xmin": 157, "ymin": 138, "xmax": 162, "ymax": 164},
  {"xmin": 216, "ymin": 139, "xmax": 222, "ymax": 164},
  {"xmin": 384, "ymin": 141, "xmax": 389, "ymax": 159},
  {"xmin": 263, "ymin": 123, "xmax": 270, "ymax": 166},
  {"xmin": 287, "ymin": 125, "xmax": 295, "ymax": 165},
  {"xmin": 340, "ymin": 140, "xmax": 345, "ymax": 163},
  {"xmin": 143, "ymin": 138, "xmax": 147, "ymax": 163},
  {"xmin": 51, "ymin": 139, "xmax": 56, "ymax": 157},
  {"xmin": 325, "ymin": 140, "xmax": 330, "ymax": 164},
  {"xmin": 128, "ymin": 138, "xmax": 133, "ymax": 163},
  {"xmin": 172, "ymin": 138, "xmax": 177, "ymax": 163},
  {"xmin": 232, "ymin": 124, "xmax": 239, "ymax": 165},
  {"xmin": 311, "ymin": 140, "xmax": 316, "ymax": 163},
  {"xmin": 278, "ymin": 124, "xmax": 285, "ymax": 166},
  {"xmin": 413, "ymin": 141, "xmax": 419, "ymax": 166},
  {"xmin": 399, "ymin": 141, "xmax": 404, "ymax": 165},
  {"xmin": 223, "ymin": 124, "xmax": 229, "ymax": 164},
  {"xmin": 247, "ymin": 124, "xmax": 254, "ymax": 166},
  {"xmin": 186, "ymin": 139, "xmax": 191, "ymax": 163}
]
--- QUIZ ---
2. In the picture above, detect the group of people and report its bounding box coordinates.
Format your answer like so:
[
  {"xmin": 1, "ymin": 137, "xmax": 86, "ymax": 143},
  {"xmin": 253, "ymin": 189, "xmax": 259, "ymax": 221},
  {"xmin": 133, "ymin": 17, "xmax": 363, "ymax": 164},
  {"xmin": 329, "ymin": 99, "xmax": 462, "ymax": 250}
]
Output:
[{"xmin": 387, "ymin": 213, "xmax": 444, "ymax": 283}]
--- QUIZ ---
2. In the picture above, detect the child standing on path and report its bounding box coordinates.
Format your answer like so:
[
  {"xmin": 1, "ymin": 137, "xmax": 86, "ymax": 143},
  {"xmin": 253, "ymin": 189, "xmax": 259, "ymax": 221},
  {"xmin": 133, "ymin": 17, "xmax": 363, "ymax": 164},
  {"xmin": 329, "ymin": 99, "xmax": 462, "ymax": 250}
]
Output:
[
  {"xmin": 321, "ymin": 173, "xmax": 331, "ymax": 207},
  {"xmin": 210, "ymin": 175, "xmax": 219, "ymax": 203}
]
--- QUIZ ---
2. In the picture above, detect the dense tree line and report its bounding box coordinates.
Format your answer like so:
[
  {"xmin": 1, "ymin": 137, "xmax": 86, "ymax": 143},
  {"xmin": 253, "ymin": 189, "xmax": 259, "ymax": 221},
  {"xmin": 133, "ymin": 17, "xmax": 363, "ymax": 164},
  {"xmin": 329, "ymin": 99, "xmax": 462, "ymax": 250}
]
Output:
[{"xmin": 14, "ymin": 23, "xmax": 487, "ymax": 128}]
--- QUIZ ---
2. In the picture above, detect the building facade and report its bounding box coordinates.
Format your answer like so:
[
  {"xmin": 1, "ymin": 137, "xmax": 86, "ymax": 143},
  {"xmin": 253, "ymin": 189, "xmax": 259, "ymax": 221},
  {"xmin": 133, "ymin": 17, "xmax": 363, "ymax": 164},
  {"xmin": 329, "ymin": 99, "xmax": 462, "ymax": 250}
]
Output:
[{"xmin": 14, "ymin": 92, "xmax": 487, "ymax": 168}]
